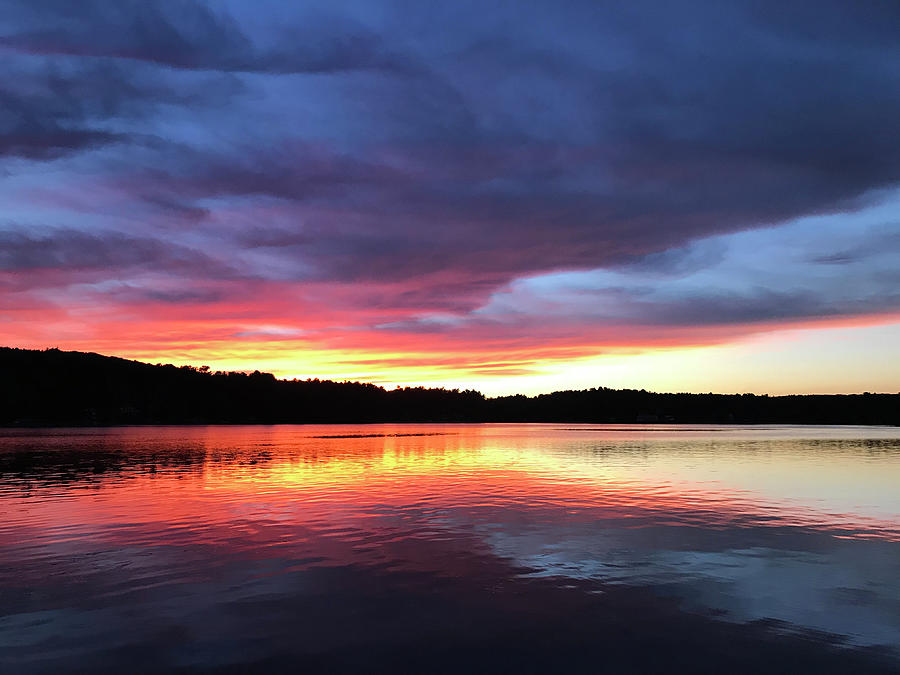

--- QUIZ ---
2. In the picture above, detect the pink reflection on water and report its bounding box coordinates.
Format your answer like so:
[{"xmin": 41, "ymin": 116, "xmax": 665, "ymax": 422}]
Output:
[{"xmin": 2, "ymin": 424, "xmax": 900, "ymax": 663}]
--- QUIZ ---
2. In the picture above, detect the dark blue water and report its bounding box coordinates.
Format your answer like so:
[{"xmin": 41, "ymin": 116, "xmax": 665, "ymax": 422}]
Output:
[{"xmin": 1, "ymin": 424, "xmax": 899, "ymax": 673}]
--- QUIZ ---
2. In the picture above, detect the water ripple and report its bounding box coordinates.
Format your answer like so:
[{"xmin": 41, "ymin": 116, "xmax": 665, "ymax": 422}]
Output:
[{"xmin": 1, "ymin": 424, "xmax": 899, "ymax": 673}]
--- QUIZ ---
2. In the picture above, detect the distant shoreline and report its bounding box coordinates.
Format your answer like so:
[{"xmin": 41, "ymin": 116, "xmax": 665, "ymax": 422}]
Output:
[
  {"xmin": 3, "ymin": 347, "xmax": 899, "ymax": 427},
  {"xmin": 2, "ymin": 422, "xmax": 899, "ymax": 430}
]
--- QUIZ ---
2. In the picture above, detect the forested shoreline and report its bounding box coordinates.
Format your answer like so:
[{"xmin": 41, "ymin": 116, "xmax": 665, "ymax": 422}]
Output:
[{"xmin": 2, "ymin": 347, "xmax": 898, "ymax": 426}]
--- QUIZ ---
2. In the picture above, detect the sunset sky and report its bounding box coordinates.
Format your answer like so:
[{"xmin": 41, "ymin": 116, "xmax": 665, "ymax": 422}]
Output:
[{"xmin": 2, "ymin": 0, "xmax": 899, "ymax": 395}]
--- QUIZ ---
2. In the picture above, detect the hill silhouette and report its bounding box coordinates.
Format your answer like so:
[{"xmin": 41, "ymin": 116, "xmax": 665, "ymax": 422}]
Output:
[{"xmin": 1, "ymin": 347, "xmax": 897, "ymax": 426}]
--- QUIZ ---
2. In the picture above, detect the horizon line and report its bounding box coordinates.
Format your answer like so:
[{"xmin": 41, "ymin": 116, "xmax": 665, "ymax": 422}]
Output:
[{"xmin": 9, "ymin": 345, "xmax": 899, "ymax": 400}]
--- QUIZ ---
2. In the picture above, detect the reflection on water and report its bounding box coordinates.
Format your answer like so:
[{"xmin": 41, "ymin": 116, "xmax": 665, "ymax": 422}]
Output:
[{"xmin": 1, "ymin": 424, "xmax": 899, "ymax": 673}]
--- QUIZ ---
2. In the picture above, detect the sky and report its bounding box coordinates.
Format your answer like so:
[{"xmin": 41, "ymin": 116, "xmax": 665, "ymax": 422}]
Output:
[{"xmin": 1, "ymin": 0, "xmax": 899, "ymax": 395}]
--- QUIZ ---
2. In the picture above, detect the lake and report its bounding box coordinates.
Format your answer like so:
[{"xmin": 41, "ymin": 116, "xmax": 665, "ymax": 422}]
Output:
[{"xmin": 1, "ymin": 424, "xmax": 899, "ymax": 673}]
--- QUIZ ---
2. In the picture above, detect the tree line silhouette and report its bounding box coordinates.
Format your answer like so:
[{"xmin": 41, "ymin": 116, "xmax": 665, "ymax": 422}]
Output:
[{"xmin": 2, "ymin": 347, "xmax": 898, "ymax": 426}]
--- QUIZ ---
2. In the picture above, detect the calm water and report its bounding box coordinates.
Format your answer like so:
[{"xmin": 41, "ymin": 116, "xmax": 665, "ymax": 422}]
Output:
[{"xmin": 1, "ymin": 424, "xmax": 899, "ymax": 673}]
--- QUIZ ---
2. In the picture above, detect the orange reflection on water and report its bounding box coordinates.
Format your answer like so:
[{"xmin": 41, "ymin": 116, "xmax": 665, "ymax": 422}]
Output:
[
  {"xmin": 5, "ymin": 424, "xmax": 899, "ymax": 550},
  {"xmin": 3, "ymin": 423, "xmax": 900, "ymax": 662}
]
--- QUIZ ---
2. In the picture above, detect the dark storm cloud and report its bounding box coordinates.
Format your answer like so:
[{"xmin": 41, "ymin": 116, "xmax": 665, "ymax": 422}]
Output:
[
  {"xmin": 1, "ymin": 64, "xmax": 125, "ymax": 159},
  {"xmin": 0, "ymin": 122, "xmax": 119, "ymax": 161},
  {"xmin": 0, "ymin": 57, "xmax": 241, "ymax": 159},
  {"xmin": 0, "ymin": 228, "xmax": 235, "ymax": 279},
  {"xmin": 2, "ymin": 0, "xmax": 899, "ymax": 328},
  {"xmin": 77, "ymin": 0, "xmax": 895, "ymax": 297},
  {"xmin": 0, "ymin": 0, "xmax": 410, "ymax": 74}
]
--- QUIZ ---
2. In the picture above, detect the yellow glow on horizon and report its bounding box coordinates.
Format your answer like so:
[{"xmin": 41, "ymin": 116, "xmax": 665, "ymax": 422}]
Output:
[
  {"xmin": 93, "ymin": 320, "xmax": 899, "ymax": 397},
  {"xmin": 13, "ymin": 318, "xmax": 900, "ymax": 397}
]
